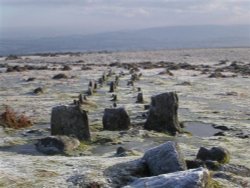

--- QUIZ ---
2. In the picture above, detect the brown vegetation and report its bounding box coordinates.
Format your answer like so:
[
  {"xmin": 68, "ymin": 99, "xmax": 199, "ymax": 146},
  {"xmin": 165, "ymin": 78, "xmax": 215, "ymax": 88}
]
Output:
[{"xmin": 0, "ymin": 106, "xmax": 32, "ymax": 129}]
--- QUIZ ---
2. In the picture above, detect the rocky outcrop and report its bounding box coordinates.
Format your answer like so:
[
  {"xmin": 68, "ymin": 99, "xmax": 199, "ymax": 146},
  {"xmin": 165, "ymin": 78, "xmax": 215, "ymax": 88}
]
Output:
[
  {"xmin": 144, "ymin": 92, "xmax": 182, "ymax": 135},
  {"xmin": 103, "ymin": 108, "xmax": 130, "ymax": 131},
  {"xmin": 35, "ymin": 135, "xmax": 80, "ymax": 155},
  {"xmin": 142, "ymin": 141, "xmax": 187, "ymax": 176},
  {"xmin": 196, "ymin": 146, "xmax": 230, "ymax": 164},
  {"xmin": 123, "ymin": 167, "xmax": 210, "ymax": 188},
  {"xmin": 51, "ymin": 105, "xmax": 90, "ymax": 141}
]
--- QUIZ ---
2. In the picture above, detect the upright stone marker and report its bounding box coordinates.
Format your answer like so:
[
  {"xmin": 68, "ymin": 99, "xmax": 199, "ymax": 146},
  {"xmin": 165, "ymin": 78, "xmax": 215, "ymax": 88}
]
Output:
[
  {"xmin": 144, "ymin": 92, "xmax": 181, "ymax": 135},
  {"xmin": 51, "ymin": 105, "xmax": 90, "ymax": 141},
  {"xmin": 103, "ymin": 108, "xmax": 130, "ymax": 131}
]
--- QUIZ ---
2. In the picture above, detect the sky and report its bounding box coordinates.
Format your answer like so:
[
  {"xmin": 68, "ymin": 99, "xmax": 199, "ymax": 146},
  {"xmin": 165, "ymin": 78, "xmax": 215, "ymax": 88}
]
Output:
[{"xmin": 0, "ymin": 0, "xmax": 250, "ymax": 38}]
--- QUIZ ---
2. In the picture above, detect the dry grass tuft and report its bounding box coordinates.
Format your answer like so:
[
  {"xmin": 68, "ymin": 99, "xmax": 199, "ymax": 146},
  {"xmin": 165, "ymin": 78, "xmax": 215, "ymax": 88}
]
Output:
[{"xmin": 0, "ymin": 106, "xmax": 32, "ymax": 129}]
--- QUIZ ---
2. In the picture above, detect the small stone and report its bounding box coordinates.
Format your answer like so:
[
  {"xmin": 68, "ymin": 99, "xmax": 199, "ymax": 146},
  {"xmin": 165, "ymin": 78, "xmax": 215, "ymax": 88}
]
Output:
[
  {"xmin": 208, "ymin": 72, "xmax": 226, "ymax": 78},
  {"xmin": 196, "ymin": 146, "xmax": 230, "ymax": 164},
  {"xmin": 53, "ymin": 73, "xmax": 68, "ymax": 79},
  {"xmin": 61, "ymin": 65, "xmax": 72, "ymax": 71},
  {"xmin": 136, "ymin": 93, "xmax": 144, "ymax": 103},
  {"xmin": 214, "ymin": 132, "xmax": 225, "ymax": 136},
  {"xmin": 212, "ymin": 125, "xmax": 230, "ymax": 131},
  {"xmin": 26, "ymin": 77, "xmax": 36, "ymax": 82},
  {"xmin": 116, "ymin": 146, "xmax": 127, "ymax": 157},
  {"xmin": 33, "ymin": 87, "xmax": 43, "ymax": 94},
  {"xmin": 111, "ymin": 94, "xmax": 117, "ymax": 101}
]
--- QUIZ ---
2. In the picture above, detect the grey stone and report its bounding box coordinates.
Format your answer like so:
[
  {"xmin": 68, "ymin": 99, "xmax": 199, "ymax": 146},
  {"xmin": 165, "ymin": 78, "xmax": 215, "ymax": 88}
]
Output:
[
  {"xmin": 116, "ymin": 146, "xmax": 127, "ymax": 157},
  {"xmin": 136, "ymin": 93, "xmax": 144, "ymax": 103},
  {"xmin": 144, "ymin": 92, "xmax": 182, "ymax": 135},
  {"xmin": 33, "ymin": 87, "xmax": 43, "ymax": 94},
  {"xmin": 103, "ymin": 108, "xmax": 130, "ymax": 131},
  {"xmin": 51, "ymin": 105, "xmax": 90, "ymax": 141},
  {"xmin": 52, "ymin": 73, "xmax": 68, "ymax": 79},
  {"xmin": 196, "ymin": 146, "xmax": 230, "ymax": 164},
  {"xmin": 109, "ymin": 81, "xmax": 115, "ymax": 92},
  {"xmin": 142, "ymin": 141, "xmax": 187, "ymax": 176},
  {"xmin": 35, "ymin": 135, "xmax": 80, "ymax": 155},
  {"xmin": 123, "ymin": 167, "xmax": 210, "ymax": 188}
]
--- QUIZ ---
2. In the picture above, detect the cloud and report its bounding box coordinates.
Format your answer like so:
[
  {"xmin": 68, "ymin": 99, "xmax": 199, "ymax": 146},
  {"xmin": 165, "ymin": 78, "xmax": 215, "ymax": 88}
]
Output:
[{"xmin": 1, "ymin": 0, "xmax": 249, "ymax": 38}]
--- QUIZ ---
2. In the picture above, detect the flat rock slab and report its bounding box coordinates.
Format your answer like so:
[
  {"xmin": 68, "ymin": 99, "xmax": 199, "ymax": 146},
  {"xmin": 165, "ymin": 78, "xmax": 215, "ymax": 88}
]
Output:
[
  {"xmin": 142, "ymin": 141, "xmax": 187, "ymax": 176},
  {"xmin": 123, "ymin": 167, "xmax": 210, "ymax": 188},
  {"xmin": 51, "ymin": 105, "xmax": 90, "ymax": 141},
  {"xmin": 35, "ymin": 135, "xmax": 80, "ymax": 155}
]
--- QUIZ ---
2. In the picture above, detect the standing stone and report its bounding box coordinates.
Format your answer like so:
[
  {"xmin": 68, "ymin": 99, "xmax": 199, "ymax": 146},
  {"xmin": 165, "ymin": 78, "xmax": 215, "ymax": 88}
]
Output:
[
  {"xmin": 109, "ymin": 81, "xmax": 115, "ymax": 92},
  {"xmin": 144, "ymin": 92, "xmax": 181, "ymax": 135},
  {"xmin": 88, "ymin": 80, "xmax": 93, "ymax": 88},
  {"xmin": 94, "ymin": 82, "xmax": 97, "ymax": 90},
  {"xmin": 103, "ymin": 108, "xmax": 130, "ymax": 130},
  {"xmin": 86, "ymin": 87, "xmax": 93, "ymax": 96},
  {"xmin": 142, "ymin": 141, "xmax": 187, "ymax": 176},
  {"xmin": 115, "ymin": 75, "xmax": 119, "ymax": 86},
  {"xmin": 89, "ymin": 80, "xmax": 97, "ymax": 90},
  {"xmin": 79, "ymin": 94, "xmax": 84, "ymax": 104},
  {"xmin": 136, "ymin": 92, "xmax": 144, "ymax": 103},
  {"xmin": 51, "ymin": 105, "xmax": 90, "ymax": 141}
]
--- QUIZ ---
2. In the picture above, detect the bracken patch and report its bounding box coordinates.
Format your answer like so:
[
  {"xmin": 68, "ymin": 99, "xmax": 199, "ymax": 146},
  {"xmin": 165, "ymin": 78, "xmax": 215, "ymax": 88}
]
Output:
[{"xmin": 0, "ymin": 106, "xmax": 32, "ymax": 129}]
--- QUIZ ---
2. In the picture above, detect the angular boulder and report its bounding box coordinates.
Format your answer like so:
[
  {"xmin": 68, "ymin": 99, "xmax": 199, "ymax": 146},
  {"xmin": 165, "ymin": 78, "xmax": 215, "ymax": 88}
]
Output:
[
  {"xmin": 103, "ymin": 108, "xmax": 130, "ymax": 131},
  {"xmin": 142, "ymin": 141, "xmax": 187, "ymax": 176},
  {"xmin": 51, "ymin": 105, "xmax": 90, "ymax": 141},
  {"xmin": 144, "ymin": 92, "xmax": 182, "ymax": 135},
  {"xmin": 35, "ymin": 135, "xmax": 80, "ymax": 155},
  {"xmin": 196, "ymin": 146, "xmax": 230, "ymax": 164},
  {"xmin": 123, "ymin": 167, "xmax": 210, "ymax": 188}
]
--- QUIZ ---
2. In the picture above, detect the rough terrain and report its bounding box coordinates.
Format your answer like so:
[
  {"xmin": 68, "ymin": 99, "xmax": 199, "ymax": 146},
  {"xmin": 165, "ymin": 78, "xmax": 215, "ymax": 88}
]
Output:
[{"xmin": 0, "ymin": 48, "xmax": 249, "ymax": 187}]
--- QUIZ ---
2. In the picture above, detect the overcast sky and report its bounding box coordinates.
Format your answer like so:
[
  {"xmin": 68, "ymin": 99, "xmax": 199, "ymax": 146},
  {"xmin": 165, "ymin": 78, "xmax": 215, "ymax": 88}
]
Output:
[{"xmin": 0, "ymin": 0, "xmax": 250, "ymax": 38}]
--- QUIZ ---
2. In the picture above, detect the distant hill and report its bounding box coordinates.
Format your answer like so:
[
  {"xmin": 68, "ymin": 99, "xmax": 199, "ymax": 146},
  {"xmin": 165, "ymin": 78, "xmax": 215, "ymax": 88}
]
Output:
[{"xmin": 0, "ymin": 25, "xmax": 250, "ymax": 55}]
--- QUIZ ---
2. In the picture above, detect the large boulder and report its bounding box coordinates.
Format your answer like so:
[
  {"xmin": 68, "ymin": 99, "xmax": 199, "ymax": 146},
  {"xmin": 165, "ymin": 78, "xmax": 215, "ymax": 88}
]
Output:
[
  {"xmin": 51, "ymin": 105, "xmax": 90, "ymax": 141},
  {"xmin": 144, "ymin": 92, "xmax": 182, "ymax": 135},
  {"xmin": 35, "ymin": 135, "xmax": 80, "ymax": 155},
  {"xmin": 142, "ymin": 141, "xmax": 187, "ymax": 176},
  {"xmin": 196, "ymin": 146, "xmax": 230, "ymax": 164},
  {"xmin": 123, "ymin": 167, "xmax": 210, "ymax": 188},
  {"xmin": 103, "ymin": 108, "xmax": 130, "ymax": 131}
]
